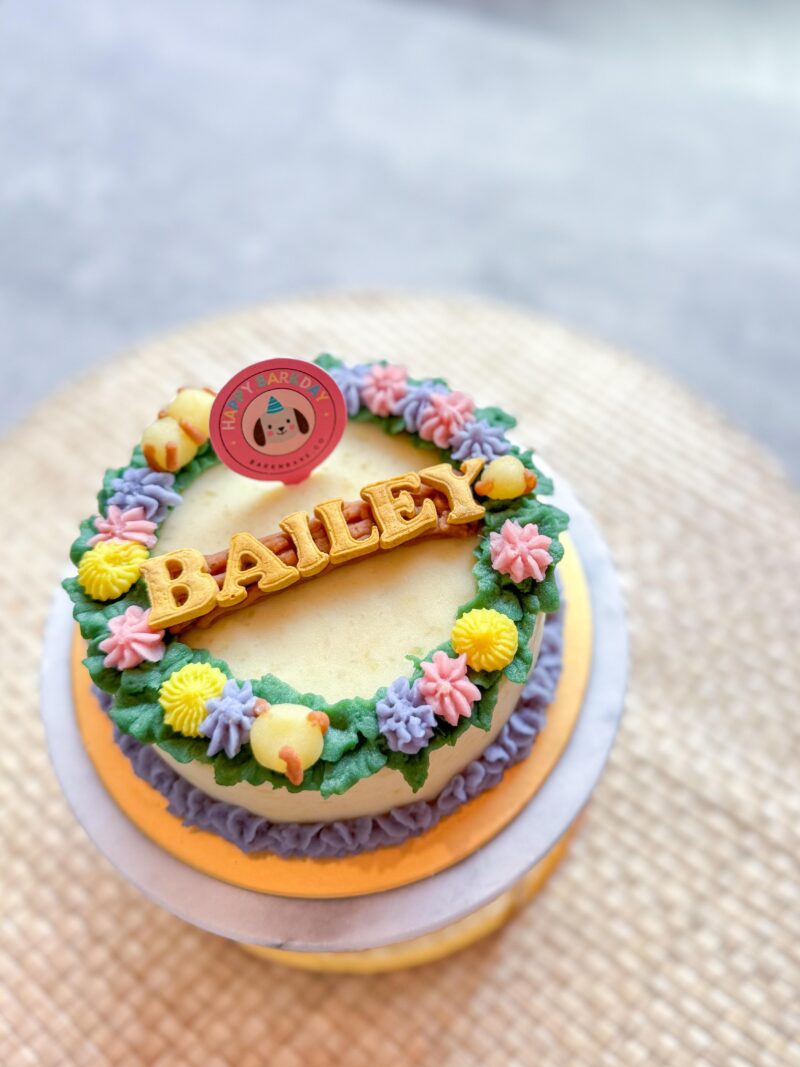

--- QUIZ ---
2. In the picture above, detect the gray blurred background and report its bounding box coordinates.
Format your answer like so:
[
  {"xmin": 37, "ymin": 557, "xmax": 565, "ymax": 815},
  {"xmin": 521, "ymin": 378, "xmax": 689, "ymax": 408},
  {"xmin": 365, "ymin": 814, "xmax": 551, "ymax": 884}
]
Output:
[{"xmin": 1, "ymin": 0, "xmax": 798, "ymax": 479}]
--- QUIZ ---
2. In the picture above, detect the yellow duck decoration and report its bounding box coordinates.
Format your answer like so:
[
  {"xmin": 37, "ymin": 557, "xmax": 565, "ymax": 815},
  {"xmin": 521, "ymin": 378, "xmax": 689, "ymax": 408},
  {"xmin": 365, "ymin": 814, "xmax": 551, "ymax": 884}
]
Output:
[
  {"xmin": 140, "ymin": 387, "xmax": 216, "ymax": 473},
  {"xmin": 474, "ymin": 455, "xmax": 537, "ymax": 500},
  {"xmin": 249, "ymin": 703, "xmax": 331, "ymax": 785}
]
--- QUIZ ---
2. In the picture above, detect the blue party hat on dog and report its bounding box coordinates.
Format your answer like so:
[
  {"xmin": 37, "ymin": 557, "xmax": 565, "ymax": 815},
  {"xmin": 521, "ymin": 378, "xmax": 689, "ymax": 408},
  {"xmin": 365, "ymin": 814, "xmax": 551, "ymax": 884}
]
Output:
[{"xmin": 266, "ymin": 395, "xmax": 285, "ymax": 415}]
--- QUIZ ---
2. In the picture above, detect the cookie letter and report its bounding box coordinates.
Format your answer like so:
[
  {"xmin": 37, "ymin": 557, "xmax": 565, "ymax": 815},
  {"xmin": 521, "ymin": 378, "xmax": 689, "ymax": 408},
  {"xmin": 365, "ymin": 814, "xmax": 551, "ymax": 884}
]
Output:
[
  {"xmin": 217, "ymin": 532, "xmax": 300, "ymax": 609},
  {"xmin": 314, "ymin": 499, "xmax": 380, "ymax": 565},
  {"xmin": 360, "ymin": 472, "xmax": 438, "ymax": 550},
  {"xmin": 279, "ymin": 511, "xmax": 329, "ymax": 578},
  {"xmin": 419, "ymin": 459, "xmax": 486, "ymax": 524},
  {"xmin": 140, "ymin": 548, "xmax": 219, "ymax": 629}
]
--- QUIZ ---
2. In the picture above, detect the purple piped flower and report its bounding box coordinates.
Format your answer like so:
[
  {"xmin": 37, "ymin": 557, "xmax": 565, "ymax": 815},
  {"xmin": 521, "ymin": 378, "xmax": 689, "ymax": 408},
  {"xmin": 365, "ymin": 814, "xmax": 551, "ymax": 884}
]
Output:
[
  {"xmin": 329, "ymin": 362, "xmax": 372, "ymax": 417},
  {"xmin": 107, "ymin": 467, "xmax": 182, "ymax": 524},
  {"xmin": 200, "ymin": 679, "xmax": 258, "ymax": 758},
  {"xmin": 376, "ymin": 676, "xmax": 436, "ymax": 755},
  {"xmin": 450, "ymin": 419, "xmax": 511, "ymax": 462},
  {"xmin": 393, "ymin": 380, "xmax": 448, "ymax": 433}
]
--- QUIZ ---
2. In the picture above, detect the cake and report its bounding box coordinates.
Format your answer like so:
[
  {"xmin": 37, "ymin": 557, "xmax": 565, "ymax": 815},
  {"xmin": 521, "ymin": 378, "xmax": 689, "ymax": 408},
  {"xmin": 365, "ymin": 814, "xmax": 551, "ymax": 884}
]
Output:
[{"xmin": 64, "ymin": 355, "xmax": 569, "ymax": 864}]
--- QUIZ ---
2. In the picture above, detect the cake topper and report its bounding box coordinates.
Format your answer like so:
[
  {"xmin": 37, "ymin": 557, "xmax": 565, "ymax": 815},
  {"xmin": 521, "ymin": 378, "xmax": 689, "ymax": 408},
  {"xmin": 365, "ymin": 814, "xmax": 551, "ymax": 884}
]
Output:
[{"xmin": 209, "ymin": 358, "xmax": 347, "ymax": 483}]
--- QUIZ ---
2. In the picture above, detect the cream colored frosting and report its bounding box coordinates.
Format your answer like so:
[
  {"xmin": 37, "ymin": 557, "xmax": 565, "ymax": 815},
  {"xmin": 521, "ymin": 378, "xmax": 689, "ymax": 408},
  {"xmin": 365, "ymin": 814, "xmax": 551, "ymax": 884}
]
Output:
[{"xmin": 152, "ymin": 422, "xmax": 543, "ymax": 822}]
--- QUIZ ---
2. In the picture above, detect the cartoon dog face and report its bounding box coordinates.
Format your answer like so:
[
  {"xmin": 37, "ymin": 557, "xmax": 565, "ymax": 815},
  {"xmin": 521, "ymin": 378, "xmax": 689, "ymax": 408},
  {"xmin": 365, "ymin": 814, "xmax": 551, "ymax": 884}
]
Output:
[{"xmin": 252, "ymin": 406, "xmax": 311, "ymax": 449}]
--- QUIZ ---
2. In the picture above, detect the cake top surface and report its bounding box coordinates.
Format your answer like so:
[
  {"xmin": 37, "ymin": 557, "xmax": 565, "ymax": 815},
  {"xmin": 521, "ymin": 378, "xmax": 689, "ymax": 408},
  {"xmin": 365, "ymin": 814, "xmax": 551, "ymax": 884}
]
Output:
[
  {"xmin": 167, "ymin": 423, "xmax": 479, "ymax": 699},
  {"xmin": 64, "ymin": 355, "xmax": 568, "ymax": 798}
]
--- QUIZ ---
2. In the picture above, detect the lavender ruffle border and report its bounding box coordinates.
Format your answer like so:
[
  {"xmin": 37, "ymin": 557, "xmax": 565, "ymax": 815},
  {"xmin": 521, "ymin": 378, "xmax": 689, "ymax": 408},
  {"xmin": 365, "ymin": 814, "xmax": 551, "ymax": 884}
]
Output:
[{"xmin": 95, "ymin": 609, "xmax": 564, "ymax": 859}]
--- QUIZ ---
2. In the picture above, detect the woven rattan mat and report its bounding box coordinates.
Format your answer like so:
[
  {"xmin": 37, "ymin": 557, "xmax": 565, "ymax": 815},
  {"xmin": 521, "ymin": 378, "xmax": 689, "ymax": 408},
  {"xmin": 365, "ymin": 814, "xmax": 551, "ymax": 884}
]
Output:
[{"xmin": 1, "ymin": 294, "xmax": 798, "ymax": 1066}]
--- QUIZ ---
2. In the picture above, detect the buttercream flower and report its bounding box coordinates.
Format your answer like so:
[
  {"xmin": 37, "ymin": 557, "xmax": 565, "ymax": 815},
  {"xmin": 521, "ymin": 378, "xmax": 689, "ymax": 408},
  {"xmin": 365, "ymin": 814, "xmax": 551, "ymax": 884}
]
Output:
[
  {"xmin": 360, "ymin": 364, "xmax": 408, "ymax": 417},
  {"xmin": 200, "ymin": 679, "xmax": 259, "ymax": 758},
  {"xmin": 107, "ymin": 467, "xmax": 182, "ymax": 524},
  {"xmin": 159, "ymin": 663, "xmax": 227, "ymax": 737},
  {"xmin": 329, "ymin": 362, "xmax": 371, "ymax": 416},
  {"xmin": 77, "ymin": 541, "xmax": 149, "ymax": 601},
  {"xmin": 417, "ymin": 391, "xmax": 475, "ymax": 448},
  {"xmin": 393, "ymin": 380, "xmax": 448, "ymax": 433},
  {"xmin": 99, "ymin": 605, "xmax": 166, "ymax": 670},
  {"xmin": 376, "ymin": 676, "xmax": 436, "ymax": 754},
  {"xmin": 450, "ymin": 419, "xmax": 510, "ymax": 463},
  {"xmin": 489, "ymin": 520, "xmax": 553, "ymax": 584},
  {"xmin": 88, "ymin": 505, "xmax": 158, "ymax": 549},
  {"xmin": 417, "ymin": 651, "xmax": 481, "ymax": 727},
  {"xmin": 451, "ymin": 608, "xmax": 518, "ymax": 672}
]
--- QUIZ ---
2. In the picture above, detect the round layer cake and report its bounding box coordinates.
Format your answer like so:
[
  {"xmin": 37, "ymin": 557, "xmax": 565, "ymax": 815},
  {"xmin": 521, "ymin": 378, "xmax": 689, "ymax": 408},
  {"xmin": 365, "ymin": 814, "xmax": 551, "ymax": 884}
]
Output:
[{"xmin": 64, "ymin": 356, "xmax": 568, "ymax": 857}]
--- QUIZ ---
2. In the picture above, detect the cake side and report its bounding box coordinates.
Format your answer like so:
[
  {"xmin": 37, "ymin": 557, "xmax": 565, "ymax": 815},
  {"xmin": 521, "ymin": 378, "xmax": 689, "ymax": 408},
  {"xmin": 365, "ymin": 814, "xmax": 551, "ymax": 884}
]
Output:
[
  {"xmin": 154, "ymin": 612, "xmax": 545, "ymax": 821},
  {"xmin": 96, "ymin": 606, "xmax": 564, "ymax": 858}
]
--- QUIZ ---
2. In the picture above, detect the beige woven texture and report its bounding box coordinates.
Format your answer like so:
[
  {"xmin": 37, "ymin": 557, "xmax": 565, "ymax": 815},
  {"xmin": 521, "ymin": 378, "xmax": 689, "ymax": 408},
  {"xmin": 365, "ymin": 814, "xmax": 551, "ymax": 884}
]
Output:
[{"xmin": 1, "ymin": 294, "xmax": 798, "ymax": 1066}]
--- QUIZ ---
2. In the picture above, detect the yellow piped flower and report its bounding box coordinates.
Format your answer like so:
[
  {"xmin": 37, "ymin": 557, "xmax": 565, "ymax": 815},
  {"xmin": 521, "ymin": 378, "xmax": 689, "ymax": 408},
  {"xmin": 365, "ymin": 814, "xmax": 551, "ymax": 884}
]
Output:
[
  {"xmin": 77, "ymin": 540, "xmax": 149, "ymax": 601},
  {"xmin": 451, "ymin": 608, "xmax": 519, "ymax": 672},
  {"xmin": 159, "ymin": 663, "xmax": 227, "ymax": 737}
]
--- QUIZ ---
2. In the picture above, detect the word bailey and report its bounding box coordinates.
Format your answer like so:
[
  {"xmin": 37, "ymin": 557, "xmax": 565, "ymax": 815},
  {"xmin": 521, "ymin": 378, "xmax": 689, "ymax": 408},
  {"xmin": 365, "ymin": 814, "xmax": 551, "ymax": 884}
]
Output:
[{"xmin": 140, "ymin": 459, "xmax": 485, "ymax": 629}]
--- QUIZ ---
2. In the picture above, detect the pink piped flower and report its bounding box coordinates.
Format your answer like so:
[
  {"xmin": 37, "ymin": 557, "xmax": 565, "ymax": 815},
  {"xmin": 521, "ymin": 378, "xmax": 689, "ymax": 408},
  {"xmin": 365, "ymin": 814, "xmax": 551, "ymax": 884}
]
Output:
[
  {"xmin": 417, "ymin": 651, "xmax": 481, "ymax": 726},
  {"xmin": 89, "ymin": 505, "xmax": 158, "ymax": 549},
  {"xmin": 417, "ymin": 391, "xmax": 475, "ymax": 448},
  {"xmin": 99, "ymin": 605, "xmax": 166, "ymax": 670},
  {"xmin": 360, "ymin": 364, "xmax": 408, "ymax": 417},
  {"xmin": 489, "ymin": 520, "xmax": 553, "ymax": 583}
]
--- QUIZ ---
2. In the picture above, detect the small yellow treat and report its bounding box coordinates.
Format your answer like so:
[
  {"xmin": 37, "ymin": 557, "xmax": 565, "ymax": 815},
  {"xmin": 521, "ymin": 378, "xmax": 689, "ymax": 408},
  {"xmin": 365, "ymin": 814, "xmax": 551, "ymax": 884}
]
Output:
[
  {"xmin": 164, "ymin": 387, "xmax": 216, "ymax": 444},
  {"xmin": 474, "ymin": 455, "xmax": 537, "ymax": 500},
  {"xmin": 159, "ymin": 663, "xmax": 227, "ymax": 737},
  {"xmin": 249, "ymin": 703, "xmax": 330, "ymax": 785},
  {"xmin": 141, "ymin": 416, "xmax": 198, "ymax": 473},
  {"xmin": 77, "ymin": 541, "xmax": 149, "ymax": 601},
  {"xmin": 451, "ymin": 608, "xmax": 519, "ymax": 672}
]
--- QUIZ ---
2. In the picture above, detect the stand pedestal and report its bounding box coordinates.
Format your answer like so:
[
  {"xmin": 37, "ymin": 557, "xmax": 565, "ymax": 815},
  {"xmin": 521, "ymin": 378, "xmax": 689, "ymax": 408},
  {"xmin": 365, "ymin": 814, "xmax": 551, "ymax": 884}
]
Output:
[{"xmin": 243, "ymin": 819, "xmax": 580, "ymax": 973}]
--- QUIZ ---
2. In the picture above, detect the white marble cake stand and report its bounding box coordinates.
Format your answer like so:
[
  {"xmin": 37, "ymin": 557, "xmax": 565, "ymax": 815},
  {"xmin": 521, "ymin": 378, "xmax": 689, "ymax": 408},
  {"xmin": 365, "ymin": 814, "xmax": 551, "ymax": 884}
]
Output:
[{"xmin": 40, "ymin": 469, "xmax": 627, "ymax": 954}]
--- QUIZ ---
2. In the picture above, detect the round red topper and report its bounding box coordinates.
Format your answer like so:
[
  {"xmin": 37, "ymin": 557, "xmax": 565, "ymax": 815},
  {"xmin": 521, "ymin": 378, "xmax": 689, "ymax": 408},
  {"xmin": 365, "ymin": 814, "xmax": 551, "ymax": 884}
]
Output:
[{"xmin": 209, "ymin": 359, "xmax": 347, "ymax": 483}]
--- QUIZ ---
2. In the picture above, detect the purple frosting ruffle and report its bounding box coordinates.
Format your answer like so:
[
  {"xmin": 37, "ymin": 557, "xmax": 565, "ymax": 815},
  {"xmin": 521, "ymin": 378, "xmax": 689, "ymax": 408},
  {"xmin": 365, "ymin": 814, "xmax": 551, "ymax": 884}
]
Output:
[{"xmin": 96, "ymin": 609, "xmax": 563, "ymax": 859}]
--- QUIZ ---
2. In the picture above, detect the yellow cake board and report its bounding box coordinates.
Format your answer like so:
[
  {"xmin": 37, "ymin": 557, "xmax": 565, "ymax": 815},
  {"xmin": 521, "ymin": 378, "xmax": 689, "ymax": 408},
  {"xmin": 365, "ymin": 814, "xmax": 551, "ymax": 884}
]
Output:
[
  {"xmin": 243, "ymin": 820, "xmax": 581, "ymax": 973},
  {"xmin": 72, "ymin": 533, "xmax": 591, "ymax": 899}
]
